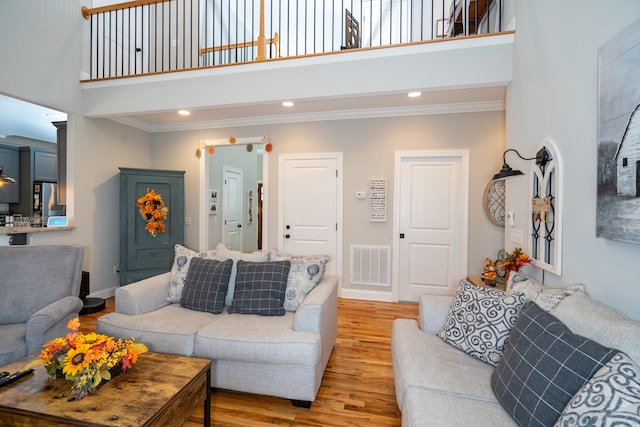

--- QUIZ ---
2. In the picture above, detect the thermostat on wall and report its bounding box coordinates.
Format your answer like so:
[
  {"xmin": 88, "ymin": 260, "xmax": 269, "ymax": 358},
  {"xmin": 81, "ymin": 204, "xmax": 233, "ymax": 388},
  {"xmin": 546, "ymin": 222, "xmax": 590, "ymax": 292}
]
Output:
[{"xmin": 47, "ymin": 216, "xmax": 69, "ymax": 227}]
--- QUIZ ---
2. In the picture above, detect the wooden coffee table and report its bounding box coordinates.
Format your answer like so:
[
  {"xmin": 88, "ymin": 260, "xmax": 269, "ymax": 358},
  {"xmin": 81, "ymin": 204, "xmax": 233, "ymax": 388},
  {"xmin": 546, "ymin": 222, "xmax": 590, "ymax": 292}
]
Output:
[{"xmin": 0, "ymin": 352, "xmax": 211, "ymax": 426}]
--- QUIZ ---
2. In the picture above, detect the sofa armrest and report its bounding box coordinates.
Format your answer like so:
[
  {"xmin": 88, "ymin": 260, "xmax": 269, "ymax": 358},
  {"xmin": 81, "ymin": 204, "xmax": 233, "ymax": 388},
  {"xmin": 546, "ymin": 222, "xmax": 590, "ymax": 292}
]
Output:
[
  {"xmin": 115, "ymin": 272, "xmax": 172, "ymax": 315},
  {"xmin": 26, "ymin": 295, "xmax": 83, "ymax": 353},
  {"xmin": 293, "ymin": 275, "xmax": 338, "ymax": 335},
  {"xmin": 419, "ymin": 294, "xmax": 453, "ymax": 334}
]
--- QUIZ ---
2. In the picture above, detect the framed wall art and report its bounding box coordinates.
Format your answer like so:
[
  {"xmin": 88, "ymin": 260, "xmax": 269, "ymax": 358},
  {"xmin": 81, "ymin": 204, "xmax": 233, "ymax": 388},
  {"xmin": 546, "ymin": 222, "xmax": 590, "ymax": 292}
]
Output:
[
  {"xmin": 209, "ymin": 189, "xmax": 218, "ymax": 215},
  {"xmin": 597, "ymin": 18, "xmax": 640, "ymax": 244}
]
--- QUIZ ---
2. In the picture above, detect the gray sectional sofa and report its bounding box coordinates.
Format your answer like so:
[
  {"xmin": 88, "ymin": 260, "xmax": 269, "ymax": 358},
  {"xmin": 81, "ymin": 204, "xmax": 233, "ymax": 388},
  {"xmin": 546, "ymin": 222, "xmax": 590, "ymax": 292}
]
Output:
[
  {"xmin": 97, "ymin": 270, "xmax": 338, "ymax": 406},
  {"xmin": 392, "ymin": 278, "xmax": 640, "ymax": 426}
]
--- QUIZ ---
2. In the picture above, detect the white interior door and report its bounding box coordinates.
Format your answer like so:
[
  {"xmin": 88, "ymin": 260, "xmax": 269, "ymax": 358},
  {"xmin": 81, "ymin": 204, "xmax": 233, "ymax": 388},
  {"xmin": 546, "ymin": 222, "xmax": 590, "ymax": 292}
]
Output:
[
  {"xmin": 223, "ymin": 165, "xmax": 243, "ymax": 251},
  {"xmin": 395, "ymin": 151, "xmax": 469, "ymax": 301},
  {"xmin": 279, "ymin": 154, "xmax": 341, "ymax": 276}
]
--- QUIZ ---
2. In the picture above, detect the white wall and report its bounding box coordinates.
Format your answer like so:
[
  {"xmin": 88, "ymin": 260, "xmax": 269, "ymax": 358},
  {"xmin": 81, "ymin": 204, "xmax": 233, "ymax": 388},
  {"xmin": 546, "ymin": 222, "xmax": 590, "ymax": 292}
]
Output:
[
  {"xmin": 506, "ymin": 1, "xmax": 640, "ymax": 320},
  {"xmin": 0, "ymin": 1, "xmax": 152, "ymax": 297},
  {"xmin": 151, "ymin": 110, "xmax": 506, "ymax": 296}
]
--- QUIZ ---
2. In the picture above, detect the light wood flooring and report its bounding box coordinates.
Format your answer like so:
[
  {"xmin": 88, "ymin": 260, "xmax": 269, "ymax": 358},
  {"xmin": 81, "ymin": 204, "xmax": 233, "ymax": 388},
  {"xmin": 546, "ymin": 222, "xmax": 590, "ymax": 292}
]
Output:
[{"xmin": 80, "ymin": 297, "xmax": 418, "ymax": 426}]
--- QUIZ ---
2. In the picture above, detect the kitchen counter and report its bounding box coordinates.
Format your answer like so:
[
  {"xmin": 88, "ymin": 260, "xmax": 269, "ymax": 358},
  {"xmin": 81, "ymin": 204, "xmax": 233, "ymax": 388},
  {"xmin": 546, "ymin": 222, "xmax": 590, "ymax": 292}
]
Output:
[{"xmin": 0, "ymin": 225, "xmax": 75, "ymax": 245}]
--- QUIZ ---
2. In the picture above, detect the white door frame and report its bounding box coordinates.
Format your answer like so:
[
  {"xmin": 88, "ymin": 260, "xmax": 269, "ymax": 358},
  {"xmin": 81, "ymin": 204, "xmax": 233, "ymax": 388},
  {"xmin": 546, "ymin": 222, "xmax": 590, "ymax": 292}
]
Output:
[
  {"xmin": 278, "ymin": 152, "xmax": 343, "ymax": 282},
  {"xmin": 198, "ymin": 137, "xmax": 269, "ymax": 252},
  {"xmin": 392, "ymin": 150, "xmax": 470, "ymax": 301}
]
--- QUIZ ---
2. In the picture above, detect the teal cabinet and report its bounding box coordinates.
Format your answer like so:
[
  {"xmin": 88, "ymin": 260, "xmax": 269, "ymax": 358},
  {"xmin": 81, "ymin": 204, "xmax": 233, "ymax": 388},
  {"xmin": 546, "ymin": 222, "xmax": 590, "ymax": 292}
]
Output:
[{"xmin": 119, "ymin": 167, "xmax": 185, "ymax": 286}]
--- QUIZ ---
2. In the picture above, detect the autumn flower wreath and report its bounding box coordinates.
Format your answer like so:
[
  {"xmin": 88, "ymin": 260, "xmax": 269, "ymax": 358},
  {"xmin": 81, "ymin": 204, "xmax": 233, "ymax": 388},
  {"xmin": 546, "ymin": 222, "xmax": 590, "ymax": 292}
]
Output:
[
  {"xmin": 28, "ymin": 318, "xmax": 148, "ymax": 400},
  {"xmin": 136, "ymin": 188, "xmax": 168, "ymax": 237}
]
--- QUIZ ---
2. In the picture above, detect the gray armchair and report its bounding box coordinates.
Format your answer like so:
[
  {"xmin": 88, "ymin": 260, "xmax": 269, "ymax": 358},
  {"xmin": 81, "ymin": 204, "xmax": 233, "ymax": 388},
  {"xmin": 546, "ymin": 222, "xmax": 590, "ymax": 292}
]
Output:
[{"xmin": 0, "ymin": 244, "xmax": 84, "ymax": 367}]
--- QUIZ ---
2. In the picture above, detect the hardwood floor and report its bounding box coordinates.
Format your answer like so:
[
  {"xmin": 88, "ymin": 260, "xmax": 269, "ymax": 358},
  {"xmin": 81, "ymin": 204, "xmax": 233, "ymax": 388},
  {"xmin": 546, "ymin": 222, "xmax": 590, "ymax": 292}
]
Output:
[{"xmin": 80, "ymin": 297, "xmax": 418, "ymax": 426}]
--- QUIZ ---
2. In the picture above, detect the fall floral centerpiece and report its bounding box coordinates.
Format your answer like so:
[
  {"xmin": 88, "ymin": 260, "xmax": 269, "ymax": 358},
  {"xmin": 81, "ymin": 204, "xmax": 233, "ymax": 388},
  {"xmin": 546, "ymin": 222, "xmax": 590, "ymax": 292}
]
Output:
[
  {"xmin": 136, "ymin": 188, "xmax": 168, "ymax": 237},
  {"xmin": 498, "ymin": 247, "xmax": 531, "ymax": 273},
  {"xmin": 28, "ymin": 318, "xmax": 148, "ymax": 400}
]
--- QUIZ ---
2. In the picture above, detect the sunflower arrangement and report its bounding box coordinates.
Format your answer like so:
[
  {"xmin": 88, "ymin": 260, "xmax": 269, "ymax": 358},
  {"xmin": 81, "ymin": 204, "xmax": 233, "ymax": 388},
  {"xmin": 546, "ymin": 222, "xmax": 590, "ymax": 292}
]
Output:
[
  {"xmin": 136, "ymin": 188, "xmax": 168, "ymax": 237},
  {"xmin": 498, "ymin": 247, "xmax": 531, "ymax": 273},
  {"xmin": 29, "ymin": 318, "xmax": 148, "ymax": 400}
]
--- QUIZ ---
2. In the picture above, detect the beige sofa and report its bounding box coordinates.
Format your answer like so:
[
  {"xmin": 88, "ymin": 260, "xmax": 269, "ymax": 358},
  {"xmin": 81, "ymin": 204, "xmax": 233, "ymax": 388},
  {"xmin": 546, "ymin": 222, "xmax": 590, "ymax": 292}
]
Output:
[
  {"xmin": 97, "ymin": 271, "xmax": 338, "ymax": 406},
  {"xmin": 392, "ymin": 280, "xmax": 640, "ymax": 426}
]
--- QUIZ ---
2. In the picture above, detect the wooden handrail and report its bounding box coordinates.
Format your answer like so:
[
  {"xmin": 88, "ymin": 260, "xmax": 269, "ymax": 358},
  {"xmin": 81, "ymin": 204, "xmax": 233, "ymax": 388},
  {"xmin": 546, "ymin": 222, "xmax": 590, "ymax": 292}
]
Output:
[
  {"xmin": 82, "ymin": 0, "xmax": 171, "ymax": 20},
  {"xmin": 199, "ymin": 34, "xmax": 279, "ymax": 58}
]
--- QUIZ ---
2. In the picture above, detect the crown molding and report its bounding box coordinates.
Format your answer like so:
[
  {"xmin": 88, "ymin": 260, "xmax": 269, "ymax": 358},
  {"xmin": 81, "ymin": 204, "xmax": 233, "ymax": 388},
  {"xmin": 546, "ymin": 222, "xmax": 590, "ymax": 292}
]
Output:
[{"xmin": 110, "ymin": 100, "xmax": 505, "ymax": 133}]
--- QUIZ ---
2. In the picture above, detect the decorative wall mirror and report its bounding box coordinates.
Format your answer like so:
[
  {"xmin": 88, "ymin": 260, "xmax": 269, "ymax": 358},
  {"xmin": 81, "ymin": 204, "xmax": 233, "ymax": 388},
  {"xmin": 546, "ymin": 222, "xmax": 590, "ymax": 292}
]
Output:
[
  {"xmin": 483, "ymin": 178, "xmax": 506, "ymax": 227},
  {"xmin": 528, "ymin": 138, "xmax": 563, "ymax": 275}
]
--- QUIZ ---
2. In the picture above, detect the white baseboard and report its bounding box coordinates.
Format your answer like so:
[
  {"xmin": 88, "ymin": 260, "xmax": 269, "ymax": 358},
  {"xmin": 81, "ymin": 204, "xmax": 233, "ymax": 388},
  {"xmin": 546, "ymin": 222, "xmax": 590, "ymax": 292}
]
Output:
[
  {"xmin": 88, "ymin": 286, "xmax": 117, "ymax": 300},
  {"xmin": 340, "ymin": 288, "xmax": 394, "ymax": 302}
]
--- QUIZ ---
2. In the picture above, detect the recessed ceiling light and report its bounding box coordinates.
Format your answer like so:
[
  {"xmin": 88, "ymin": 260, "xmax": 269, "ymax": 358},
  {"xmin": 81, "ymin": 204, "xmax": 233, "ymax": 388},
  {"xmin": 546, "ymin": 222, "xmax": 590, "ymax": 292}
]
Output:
[
  {"xmin": 408, "ymin": 91, "xmax": 422, "ymax": 98},
  {"xmin": 282, "ymin": 101, "xmax": 294, "ymax": 107},
  {"xmin": 178, "ymin": 110, "xmax": 191, "ymax": 116}
]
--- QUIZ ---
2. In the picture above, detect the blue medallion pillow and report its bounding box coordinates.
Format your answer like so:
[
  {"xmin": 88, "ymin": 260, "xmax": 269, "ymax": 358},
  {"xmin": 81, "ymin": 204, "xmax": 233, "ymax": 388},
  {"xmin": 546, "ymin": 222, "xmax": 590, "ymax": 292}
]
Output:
[
  {"xmin": 180, "ymin": 258, "xmax": 233, "ymax": 314},
  {"xmin": 268, "ymin": 249, "xmax": 330, "ymax": 311},
  {"xmin": 554, "ymin": 351, "xmax": 640, "ymax": 427},
  {"xmin": 437, "ymin": 279, "xmax": 525, "ymax": 366},
  {"xmin": 491, "ymin": 302, "xmax": 618, "ymax": 427},
  {"xmin": 229, "ymin": 260, "xmax": 291, "ymax": 316}
]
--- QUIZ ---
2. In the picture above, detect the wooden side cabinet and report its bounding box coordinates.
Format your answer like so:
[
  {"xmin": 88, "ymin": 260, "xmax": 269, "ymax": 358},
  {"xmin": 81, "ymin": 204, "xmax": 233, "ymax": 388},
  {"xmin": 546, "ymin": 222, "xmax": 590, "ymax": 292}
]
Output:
[{"xmin": 119, "ymin": 167, "xmax": 185, "ymax": 286}]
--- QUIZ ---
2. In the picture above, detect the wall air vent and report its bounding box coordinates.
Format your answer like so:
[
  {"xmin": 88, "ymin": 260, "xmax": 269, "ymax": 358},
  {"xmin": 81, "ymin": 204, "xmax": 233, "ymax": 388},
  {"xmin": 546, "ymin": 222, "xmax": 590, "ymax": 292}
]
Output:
[{"xmin": 350, "ymin": 245, "xmax": 390, "ymax": 287}]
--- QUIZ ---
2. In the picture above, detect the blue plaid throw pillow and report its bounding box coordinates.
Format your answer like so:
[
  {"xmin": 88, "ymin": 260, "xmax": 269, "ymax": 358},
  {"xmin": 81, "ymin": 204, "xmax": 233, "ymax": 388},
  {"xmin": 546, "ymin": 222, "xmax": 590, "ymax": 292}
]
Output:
[
  {"xmin": 229, "ymin": 260, "xmax": 291, "ymax": 316},
  {"xmin": 491, "ymin": 302, "xmax": 617, "ymax": 427}
]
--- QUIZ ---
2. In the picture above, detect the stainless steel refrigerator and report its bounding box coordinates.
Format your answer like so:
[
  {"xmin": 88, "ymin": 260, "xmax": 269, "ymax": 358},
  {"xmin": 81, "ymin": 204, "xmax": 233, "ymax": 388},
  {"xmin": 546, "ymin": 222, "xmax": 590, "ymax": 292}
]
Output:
[{"xmin": 33, "ymin": 182, "xmax": 65, "ymax": 225}]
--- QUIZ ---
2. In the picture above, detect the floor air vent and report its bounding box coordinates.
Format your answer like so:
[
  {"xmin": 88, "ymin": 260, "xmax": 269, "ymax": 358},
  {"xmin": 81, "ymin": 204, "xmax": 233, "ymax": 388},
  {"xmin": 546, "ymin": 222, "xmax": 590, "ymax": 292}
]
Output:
[{"xmin": 351, "ymin": 245, "xmax": 390, "ymax": 287}]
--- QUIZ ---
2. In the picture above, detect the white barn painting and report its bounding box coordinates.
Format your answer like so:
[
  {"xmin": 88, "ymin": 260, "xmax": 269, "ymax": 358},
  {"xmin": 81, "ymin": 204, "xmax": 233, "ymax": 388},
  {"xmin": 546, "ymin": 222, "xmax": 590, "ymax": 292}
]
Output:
[
  {"xmin": 597, "ymin": 17, "xmax": 640, "ymax": 244},
  {"xmin": 615, "ymin": 104, "xmax": 640, "ymax": 197}
]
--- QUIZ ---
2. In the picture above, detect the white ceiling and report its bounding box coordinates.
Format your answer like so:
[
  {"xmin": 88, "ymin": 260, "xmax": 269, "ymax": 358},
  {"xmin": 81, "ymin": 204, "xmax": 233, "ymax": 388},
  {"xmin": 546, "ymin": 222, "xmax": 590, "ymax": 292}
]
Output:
[
  {"xmin": 111, "ymin": 86, "xmax": 506, "ymax": 132},
  {"xmin": 0, "ymin": 94, "xmax": 67, "ymax": 143}
]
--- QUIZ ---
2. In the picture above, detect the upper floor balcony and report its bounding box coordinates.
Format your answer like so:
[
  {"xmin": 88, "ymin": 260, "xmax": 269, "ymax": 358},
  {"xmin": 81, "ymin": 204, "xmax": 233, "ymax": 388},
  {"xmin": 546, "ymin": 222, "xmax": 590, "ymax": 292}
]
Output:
[{"xmin": 80, "ymin": 0, "xmax": 514, "ymax": 129}]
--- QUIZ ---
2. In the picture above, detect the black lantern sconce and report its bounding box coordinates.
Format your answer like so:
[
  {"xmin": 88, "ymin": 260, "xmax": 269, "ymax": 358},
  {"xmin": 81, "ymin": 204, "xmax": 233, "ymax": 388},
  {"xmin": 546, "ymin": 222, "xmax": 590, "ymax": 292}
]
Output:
[{"xmin": 492, "ymin": 148, "xmax": 551, "ymax": 180}]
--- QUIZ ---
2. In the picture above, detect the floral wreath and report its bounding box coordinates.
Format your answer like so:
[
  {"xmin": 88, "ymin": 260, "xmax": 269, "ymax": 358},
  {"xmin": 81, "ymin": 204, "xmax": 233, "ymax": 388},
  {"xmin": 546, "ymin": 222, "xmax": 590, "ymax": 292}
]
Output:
[{"xmin": 135, "ymin": 188, "xmax": 168, "ymax": 237}]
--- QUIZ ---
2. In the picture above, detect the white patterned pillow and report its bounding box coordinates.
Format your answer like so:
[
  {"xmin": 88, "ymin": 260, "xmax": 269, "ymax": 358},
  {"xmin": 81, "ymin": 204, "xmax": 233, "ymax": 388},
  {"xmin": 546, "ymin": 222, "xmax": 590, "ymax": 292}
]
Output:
[
  {"xmin": 213, "ymin": 243, "xmax": 268, "ymax": 306},
  {"xmin": 438, "ymin": 279, "xmax": 525, "ymax": 366},
  {"xmin": 168, "ymin": 244, "xmax": 217, "ymax": 303},
  {"xmin": 507, "ymin": 272, "xmax": 585, "ymax": 311},
  {"xmin": 554, "ymin": 352, "xmax": 640, "ymax": 427},
  {"xmin": 268, "ymin": 249, "xmax": 330, "ymax": 311}
]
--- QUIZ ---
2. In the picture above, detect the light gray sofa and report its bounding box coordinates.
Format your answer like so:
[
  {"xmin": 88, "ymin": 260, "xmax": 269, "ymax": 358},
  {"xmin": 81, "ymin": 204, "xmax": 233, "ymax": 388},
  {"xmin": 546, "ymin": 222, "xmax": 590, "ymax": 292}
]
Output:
[
  {"xmin": 392, "ymin": 287, "xmax": 640, "ymax": 426},
  {"xmin": 0, "ymin": 244, "xmax": 84, "ymax": 367},
  {"xmin": 97, "ymin": 271, "xmax": 338, "ymax": 406}
]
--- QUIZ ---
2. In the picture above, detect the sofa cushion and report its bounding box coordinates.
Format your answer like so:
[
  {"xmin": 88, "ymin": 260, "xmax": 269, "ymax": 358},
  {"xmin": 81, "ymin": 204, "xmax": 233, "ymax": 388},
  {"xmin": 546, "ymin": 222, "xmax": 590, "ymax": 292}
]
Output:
[
  {"xmin": 229, "ymin": 260, "xmax": 291, "ymax": 316},
  {"xmin": 507, "ymin": 272, "xmax": 584, "ymax": 311},
  {"xmin": 402, "ymin": 387, "xmax": 515, "ymax": 427},
  {"xmin": 168, "ymin": 244, "xmax": 217, "ymax": 303},
  {"xmin": 437, "ymin": 280, "xmax": 525, "ymax": 366},
  {"xmin": 554, "ymin": 351, "xmax": 640, "ymax": 427},
  {"xmin": 491, "ymin": 302, "xmax": 617, "ymax": 427},
  {"xmin": 180, "ymin": 258, "xmax": 232, "ymax": 314},
  {"xmin": 96, "ymin": 304, "xmax": 217, "ymax": 357},
  {"xmin": 195, "ymin": 311, "xmax": 321, "ymax": 366},
  {"xmin": 214, "ymin": 243, "xmax": 269, "ymax": 306},
  {"xmin": 392, "ymin": 318, "xmax": 499, "ymax": 410},
  {"xmin": 269, "ymin": 250, "xmax": 330, "ymax": 312},
  {"xmin": 550, "ymin": 292, "xmax": 640, "ymax": 366}
]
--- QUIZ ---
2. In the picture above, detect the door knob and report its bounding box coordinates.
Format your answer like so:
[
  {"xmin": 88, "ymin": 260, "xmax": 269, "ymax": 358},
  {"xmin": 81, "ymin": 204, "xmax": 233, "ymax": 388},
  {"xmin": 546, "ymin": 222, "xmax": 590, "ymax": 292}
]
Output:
[
  {"xmin": 285, "ymin": 234, "xmax": 290, "ymax": 239},
  {"xmin": 286, "ymin": 225, "xmax": 290, "ymax": 229},
  {"xmin": 237, "ymin": 224, "xmax": 242, "ymax": 228}
]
